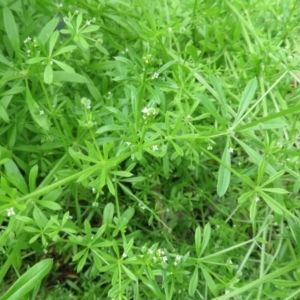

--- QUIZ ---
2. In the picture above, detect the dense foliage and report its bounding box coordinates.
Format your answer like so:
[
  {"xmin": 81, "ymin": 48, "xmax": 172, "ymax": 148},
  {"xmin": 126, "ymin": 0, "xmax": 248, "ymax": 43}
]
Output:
[{"xmin": 1, "ymin": 0, "xmax": 300, "ymax": 299}]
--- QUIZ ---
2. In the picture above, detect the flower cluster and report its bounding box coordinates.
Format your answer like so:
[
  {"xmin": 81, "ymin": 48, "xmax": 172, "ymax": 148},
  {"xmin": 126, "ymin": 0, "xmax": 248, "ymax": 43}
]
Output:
[
  {"xmin": 80, "ymin": 97, "xmax": 91, "ymax": 109},
  {"xmin": 142, "ymin": 54, "xmax": 153, "ymax": 65},
  {"xmin": 151, "ymin": 72, "xmax": 159, "ymax": 80},
  {"xmin": 6, "ymin": 208, "xmax": 15, "ymax": 217},
  {"xmin": 141, "ymin": 107, "xmax": 158, "ymax": 119}
]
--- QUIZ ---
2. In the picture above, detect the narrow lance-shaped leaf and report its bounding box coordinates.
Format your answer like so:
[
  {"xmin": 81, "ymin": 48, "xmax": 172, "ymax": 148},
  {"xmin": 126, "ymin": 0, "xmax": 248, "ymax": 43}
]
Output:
[
  {"xmin": 233, "ymin": 78, "xmax": 257, "ymax": 126},
  {"xmin": 25, "ymin": 84, "xmax": 49, "ymax": 130},
  {"xmin": 235, "ymin": 138, "xmax": 276, "ymax": 175},
  {"xmin": 195, "ymin": 226, "xmax": 201, "ymax": 257},
  {"xmin": 3, "ymin": 7, "xmax": 20, "ymax": 55},
  {"xmin": 0, "ymin": 259, "xmax": 53, "ymax": 300},
  {"xmin": 217, "ymin": 138, "xmax": 231, "ymax": 197},
  {"xmin": 200, "ymin": 223, "xmax": 211, "ymax": 256},
  {"xmin": 201, "ymin": 265, "xmax": 217, "ymax": 296},
  {"xmin": 189, "ymin": 267, "xmax": 198, "ymax": 296},
  {"xmin": 209, "ymin": 75, "xmax": 228, "ymax": 116}
]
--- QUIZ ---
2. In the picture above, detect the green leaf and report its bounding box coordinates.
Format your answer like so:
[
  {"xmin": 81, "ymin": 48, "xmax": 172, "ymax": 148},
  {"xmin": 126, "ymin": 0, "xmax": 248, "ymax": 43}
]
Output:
[
  {"xmin": 76, "ymin": 13, "xmax": 83, "ymax": 31},
  {"xmin": 53, "ymin": 59, "xmax": 75, "ymax": 73},
  {"xmin": 80, "ymin": 25, "xmax": 100, "ymax": 34},
  {"xmin": 238, "ymin": 118, "xmax": 288, "ymax": 131},
  {"xmin": 122, "ymin": 207, "xmax": 135, "ymax": 223},
  {"xmin": 96, "ymin": 124, "xmax": 129, "ymax": 134},
  {"xmin": 156, "ymin": 60, "xmax": 176, "ymax": 74},
  {"xmin": 29, "ymin": 165, "xmax": 38, "ymax": 192},
  {"xmin": 122, "ymin": 265, "xmax": 137, "ymax": 281},
  {"xmin": 37, "ymin": 200, "xmax": 62, "ymax": 210},
  {"xmin": 236, "ymin": 138, "xmax": 276, "ymax": 175},
  {"xmin": 77, "ymin": 252, "xmax": 88, "ymax": 272},
  {"xmin": 250, "ymin": 198, "xmax": 257, "ymax": 224},
  {"xmin": 42, "ymin": 188, "xmax": 62, "ymax": 202},
  {"xmin": 26, "ymin": 57, "xmax": 46, "ymax": 64},
  {"xmin": 233, "ymin": 78, "xmax": 257, "ymax": 125},
  {"xmin": 25, "ymin": 85, "xmax": 49, "ymax": 130},
  {"xmin": 189, "ymin": 267, "xmax": 198, "ymax": 296},
  {"xmin": 124, "ymin": 238, "xmax": 134, "ymax": 254},
  {"xmin": 110, "ymin": 171, "xmax": 133, "ymax": 177},
  {"xmin": 33, "ymin": 206, "xmax": 48, "ymax": 229},
  {"xmin": 103, "ymin": 203, "xmax": 114, "ymax": 224},
  {"xmin": 260, "ymin": 192, "xmax": 283, "ymax": 215},
  {"xmin": 38, "ymin": 17, "xmax": 60, "ymax": 45},
  {"xmin": 257, "ymin": 158, "xmax": 268, "ymax": 186},
  {"xmin": 53, "ymin": 45, "xmax": 77, "ymax": 56},
  {"xmin": 209, "ymin": 75, "xmax": 227, "ymax": 116},
  {"xmin": 48, "ymin": 31, "xmax": 59, "ymax": 55},
  {"xmin": 195, "ymin": 226, "xmax": 201, "ymax": 257},
  {"xmin": 261, "ymin": 170, "xmax": 285, "ymax": 187},
  {"xmin": 53, "ymin": 71, "xmax": 88, "ymax": 83},
  {"xmin": 217, "ymin": 139, "xmax": 231, "ymax": 197},
  {"xmin": 0, "ymin": 52, "xmax": 11, "ymax": 66},
  {"xmin": 198, "ymin": 94, "xmax": 227, "ymax": 125},
  {"xmin": 84, "ymin": 220, "xmax": 92, "ymax": 240},
  {"xmin": 200, "ymin": 223, "xmax": 211, "ymax": 256},
  {"xmin": 0, "ymin": 259, "xmax": 53, "ymax": 300},
  {"xmin": 238, "ymin": 191, "xmax": 254, "ymax": 204},
  {"xmin": 106, "ymin": 175, "xmax": 115, "ymax": 195},
  {"xmin": 171, "ymin": 141, "xmax": 184, "ymax": 157},
  {"xmin": 186, "ymin": 44, "xmax": 199, "ymax": 63},
  {"xmin": 78, "ymin": 36, "xmax": 89, "ymax": 49},
  {"xmin": 44, "ymin": 64, "xmax": 53, "ymax": 84},
  {"xmin": 201, "ymin": 266, "xmax": 217, "ymax": 296},
  {"xmin": 235, "ymin": 104, "xmax": 300, "ymax": 132},
  {"xmin": 0, "ymin": 102, "xmax": 9, "ymax": 122},
  {"xmin": 3, "ymin": 7, "xmax": 20, "ymax": 54},
  {"xmin": 261, "ymin": 188, "xmax": 289, "ymax": 194},
  {"xmin": 4, "ymin": 160, "xmax": 28, "ymax": 194}
]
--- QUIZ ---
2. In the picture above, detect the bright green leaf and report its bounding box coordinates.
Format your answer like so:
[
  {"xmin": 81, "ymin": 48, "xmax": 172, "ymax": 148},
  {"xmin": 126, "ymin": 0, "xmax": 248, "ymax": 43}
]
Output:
[
  {"xmin": 3, "ymin": 7, "xmax": 20, "ymax": 54},
  {"xmin": 0, "ymin": 259, "xmax": 53, "ymax": 300},
  {"xmin": 217, "ymin": 139, "xmax": 231, "ymax": 197},
  {"xmin": 189, "ymin": 267, "xmax": 198, "ymax": 296}
]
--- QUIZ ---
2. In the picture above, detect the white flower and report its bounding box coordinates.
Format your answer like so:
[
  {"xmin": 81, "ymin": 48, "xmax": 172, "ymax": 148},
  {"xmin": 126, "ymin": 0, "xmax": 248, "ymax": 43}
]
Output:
[
  {"xmin": 81, "ymin": 97, "xmax": 92, "ymax": 109},
  {"xmin": 207, "ymin": 145, "xmax": 213, "ymax": 150},
  {"xmin": 229, "ymin": 147, "xmax": 234, "ymax": 153},
  {"xmin": 92, "ymin": 202, "xmax": 99, "ymax": 207},
  {"xmin": 255, "ymin": 197, "xmax": 260, "ymax": 202},
  {"xmin": 148, "ymin": 249, "xmax": 153, "ymax": 255},
  {"xmin": 168, "ymin": 27, "xmax": 172, "ymax": 33},
  {"xmin": 142, "ymin": 107, "xmax": 149, "ymax": 114},
  {"xmin": 125, "ymin": 142, "xmax": 131, "ymax": 146},
  {"xmin": 92, "ymin": 187, "xmax": 96, "ymax": 193},
  {"xmin": 6, "ymin": 208, "xmax": 15, "ymax": 217},
  {"xmin": 187, "ymin": 115, "xmax": 192, "ymax": 119},
  {"xmin": 175, "ymin": 255, "xmax": 181, "ymax": 261},
  {"xmin": 151, "ymin": 72, "xmax": 159, "ymax": 80},
  {"xmin": 122, "ymin": 252, "xmax": 127, "ymax": 258},
  {"xmin": 152, "ymin": 145, "xmax": 158, "ymax": 151},
  {"xmin": 24, "ymin": 36, "xmax": 31, "ymax": 43},
  {"xmin": 157, "ymin": 249, "xmax": 164, "ymax": 256},
  {"xmin": 86, "ymin": 20, "xmax": 91, "ymax": 26},
  {"xmin": 162, "ymin": 256, "xmax": 168, "ymax": 262},
  {"xmin": 39, "ymin": 110, "xmax": 44, "ymax": 115}
]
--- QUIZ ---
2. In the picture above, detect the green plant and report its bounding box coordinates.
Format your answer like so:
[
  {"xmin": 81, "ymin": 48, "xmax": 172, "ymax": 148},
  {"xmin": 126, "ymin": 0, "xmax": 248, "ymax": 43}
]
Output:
[{"xmin": 1, "ymin": 0, "xmax": 300, "ymax": 299}]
